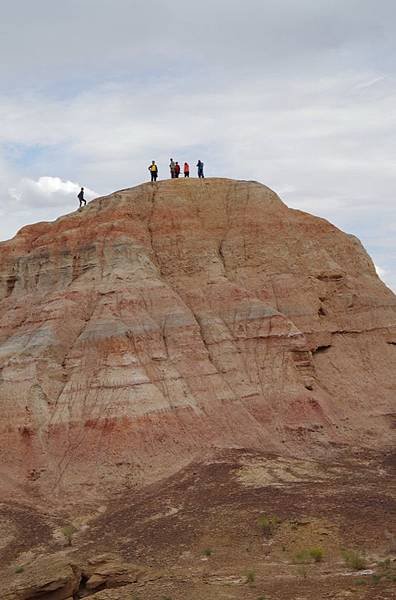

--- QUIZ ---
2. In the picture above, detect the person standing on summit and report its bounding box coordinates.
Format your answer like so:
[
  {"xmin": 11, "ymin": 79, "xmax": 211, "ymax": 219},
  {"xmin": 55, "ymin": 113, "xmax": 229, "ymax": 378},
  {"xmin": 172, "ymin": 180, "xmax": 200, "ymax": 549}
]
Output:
[
  {"xmin": 148, "ymin": 160, "xmax": 158, "ymax": 182},
  {"xmin": 169, "ymin": 158, "xmax": 176, "ymax": 179},
  {"xmin": 175, "ymin": 162, "xmax": 181, "ymax": 178},
  {"xmin": 184, "ymin": 162, "xmax": 190, "ymax": 177},
  {"xmin": 197, "ymin": 160, "xmax": 204, "ymax": 179},
  {"xmin": 78, "ymin": 187, "xmax": 86, "ymax": 208}
]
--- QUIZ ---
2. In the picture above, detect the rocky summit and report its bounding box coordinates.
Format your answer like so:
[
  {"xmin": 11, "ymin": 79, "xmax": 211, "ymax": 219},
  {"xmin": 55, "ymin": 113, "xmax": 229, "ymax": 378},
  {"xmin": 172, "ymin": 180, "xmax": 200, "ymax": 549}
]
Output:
[{"xmin": 0, "ymin": 178, "xmax": 395, "ymax": 599}]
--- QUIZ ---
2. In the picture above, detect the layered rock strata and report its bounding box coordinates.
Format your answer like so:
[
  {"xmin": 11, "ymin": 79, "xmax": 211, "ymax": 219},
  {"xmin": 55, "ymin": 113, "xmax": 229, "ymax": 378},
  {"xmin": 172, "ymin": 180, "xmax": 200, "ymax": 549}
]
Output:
[{"xmin": 0, "ymin": 178, "xmax": 394, "ymax": 501}]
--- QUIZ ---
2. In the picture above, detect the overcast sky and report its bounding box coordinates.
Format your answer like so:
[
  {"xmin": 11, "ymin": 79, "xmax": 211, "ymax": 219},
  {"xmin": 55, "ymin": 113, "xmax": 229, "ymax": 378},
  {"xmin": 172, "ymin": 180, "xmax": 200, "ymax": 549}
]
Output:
[{"xmin": 1, "ymin": 0, "xmax": 395, "ymax": 290}]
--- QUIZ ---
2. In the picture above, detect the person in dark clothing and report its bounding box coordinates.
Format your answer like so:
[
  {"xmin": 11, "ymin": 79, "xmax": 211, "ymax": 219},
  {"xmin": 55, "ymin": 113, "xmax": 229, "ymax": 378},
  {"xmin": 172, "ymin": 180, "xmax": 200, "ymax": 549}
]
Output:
[
  {"xmin": 197, "ymin": 160, "xmax": 204, "ymax": 178},
  {"xmin": 148, "ymin": 160, "xmax": 158, "ymax": 182},
  {"xmin": 184, "ymin": 162, "xmax": 190, "ymax": 177},
  {"xmin": 169, "ymin": 158, "xmax": 176, "ymax": 178},
  {"xmin": 78, "ymin": 187, "xmax": 86, "ymax": 208},
  {"xmin": 175, "ymin": 162, "xmax": 181, "ymax": 178}
]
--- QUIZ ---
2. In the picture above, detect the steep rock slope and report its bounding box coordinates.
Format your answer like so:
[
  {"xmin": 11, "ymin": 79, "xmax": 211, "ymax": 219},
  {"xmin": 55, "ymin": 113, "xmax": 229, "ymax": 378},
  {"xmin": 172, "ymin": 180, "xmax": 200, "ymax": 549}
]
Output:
[{"xmin": 0, "ymin": 178, "xmax": 394, "ymax": 501}]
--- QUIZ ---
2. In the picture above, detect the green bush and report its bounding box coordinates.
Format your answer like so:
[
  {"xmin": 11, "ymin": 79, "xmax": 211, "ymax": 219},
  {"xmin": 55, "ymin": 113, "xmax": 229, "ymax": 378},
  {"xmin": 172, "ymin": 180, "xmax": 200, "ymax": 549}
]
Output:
[
  {"xmin": 61, "ymin": 524, "xmax": 78, "ymax": 546},
  {"xmin": 297, "ymin": 564, "xmax": 308, "ymax": 579},
  {"xmin": 258, "ymin": 514, "xmax": 281, "ymax": 536},
  {"xmin": 245, "ymin": 570, "xmax": 256, "ymax": 584},
  {"xmin": 294, "ymin": 550, "xmax": 311, "ymax": 564},
  {"xmin": 203, "ymin": 548, "xmax": 212, "ymax": 557},
  {"xmin": 341, "ymin": 549, "xmax": 367, "ymax": 571},
  {"xmin": 309, "ymin": 547, "xmax": 324, "ymax": 563},
  {"xmin": 294, "ymin": 547, "xmax": 324, "ymax": 564},
  {"xmin": 377, "ymin": 558, "xmax": 391, "ymax": 571},
  {"xmin": 15, "ymin": 565, "xmax": 24, "ymax": 574}
]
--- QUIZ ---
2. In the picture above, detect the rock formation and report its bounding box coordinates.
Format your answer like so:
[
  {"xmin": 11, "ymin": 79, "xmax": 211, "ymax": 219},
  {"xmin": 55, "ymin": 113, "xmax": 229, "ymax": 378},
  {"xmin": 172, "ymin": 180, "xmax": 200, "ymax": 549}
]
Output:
[{"xmin": 0, "ymin": 178, "xmax": 395, "ymax": 502}]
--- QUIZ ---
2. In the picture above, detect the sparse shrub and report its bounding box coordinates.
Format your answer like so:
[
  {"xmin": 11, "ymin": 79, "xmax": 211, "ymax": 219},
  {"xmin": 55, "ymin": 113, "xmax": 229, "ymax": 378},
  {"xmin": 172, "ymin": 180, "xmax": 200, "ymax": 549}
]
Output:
[
  {"xmin": 373, "ymin": 557, "xmax": 395, "ymax": 583},
  {"xmin": 294, "ymin": 547, "xmax": 324, "ymax": 564},
  {"xmin": 245, "ymin": 570, "xmax": 256, "ymax": 585},
  {"xmin": 354, "ymin": 578, "xmax": 367, "ymax": 586},
  {"xmin": 341, "ymin": 549, "xmax": 367, "ymax": 571},
  {"xmin": 377, "ymin": 558, "xmax": 391, "ymax": 571},
  {"xmin": 294, "ymin": 550, "xmax": 311, "ymax": 564},
  {"xmin": 258, "ymin": 514, "xmax": 281, "ymax": 536},
  {"xmin": 15, "ymin": 565, "xmax": 24, "ymax": 574},
  {"xmin": 297, "ymin": 564, "xmax": 308, "ymax": 579},
  {"xmin": 203, "ymin": 548, "xmax": 212, "ymax": 557},
  {"xmin": 309, "ymin": 547, "xmax": 324, "ymax": 563},
  {"xmin": 61, "ymin": 524, "xmax": 78, "ymax": 546}
]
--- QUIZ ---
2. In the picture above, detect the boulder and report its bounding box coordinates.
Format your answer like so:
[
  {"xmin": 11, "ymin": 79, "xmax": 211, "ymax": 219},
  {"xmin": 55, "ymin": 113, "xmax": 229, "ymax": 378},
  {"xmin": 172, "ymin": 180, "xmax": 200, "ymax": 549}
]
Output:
[{"xmin": 1, "ymin": 554, "xmax": 80, "ymax": 600}]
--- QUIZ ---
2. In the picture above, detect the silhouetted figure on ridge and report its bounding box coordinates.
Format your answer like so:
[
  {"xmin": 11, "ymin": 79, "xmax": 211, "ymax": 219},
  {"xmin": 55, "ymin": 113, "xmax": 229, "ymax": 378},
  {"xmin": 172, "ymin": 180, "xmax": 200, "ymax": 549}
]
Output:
[
  {"xmin": 197, "ymin": 160, "xmax": 204, "ymax": 179},
  {"xmin": 184, "ymin": 162, "xmax": 190, "ymax": 177},
  {"xmin": 175, "ymin": 162, "xmax": 180, "ymax": 178},
  {"xmin": 148, "ymin": 160, "xmax": 158, "ymax": 182},
  {"xmin": 169, "ymin": 158, "xmax": 176, "ymax": 179},
  {"xmin": 78, "ymin": 187, "xmax": 86, "ymax": 208}
]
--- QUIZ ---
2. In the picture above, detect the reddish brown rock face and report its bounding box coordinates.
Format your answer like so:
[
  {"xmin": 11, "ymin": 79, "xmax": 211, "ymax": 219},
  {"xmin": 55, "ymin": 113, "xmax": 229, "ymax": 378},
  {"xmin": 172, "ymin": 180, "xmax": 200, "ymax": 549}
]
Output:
[{"xmin": 0, "ymin": 178, "xmax": 395, "ymax": 502}]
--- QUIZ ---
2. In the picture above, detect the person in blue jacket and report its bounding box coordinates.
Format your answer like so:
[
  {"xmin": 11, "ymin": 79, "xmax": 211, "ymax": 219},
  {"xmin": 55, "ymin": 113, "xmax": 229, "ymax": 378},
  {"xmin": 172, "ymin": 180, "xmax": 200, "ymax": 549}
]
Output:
[{"xmin": 197, "ymin": 160, "xmax": 204, "ymax": 178}]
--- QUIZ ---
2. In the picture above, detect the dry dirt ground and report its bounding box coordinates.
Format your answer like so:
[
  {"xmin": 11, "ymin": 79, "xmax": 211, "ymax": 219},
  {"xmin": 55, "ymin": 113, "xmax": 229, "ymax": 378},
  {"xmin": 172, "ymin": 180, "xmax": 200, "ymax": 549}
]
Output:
[{"xmin": 1, "ymin": 449, "xmax": 395, "ymax": 600}]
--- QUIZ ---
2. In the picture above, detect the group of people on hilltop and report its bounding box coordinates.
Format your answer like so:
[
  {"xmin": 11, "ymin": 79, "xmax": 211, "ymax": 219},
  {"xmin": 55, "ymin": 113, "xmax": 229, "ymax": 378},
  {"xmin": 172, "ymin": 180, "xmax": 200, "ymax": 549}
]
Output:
[
  {"xmin": 148, "ymin": 159, "xmax": 204, "ymax": 182},
  {"xmin": 77, "ymin": 158, "xmax": 205, "ymax": 209}
]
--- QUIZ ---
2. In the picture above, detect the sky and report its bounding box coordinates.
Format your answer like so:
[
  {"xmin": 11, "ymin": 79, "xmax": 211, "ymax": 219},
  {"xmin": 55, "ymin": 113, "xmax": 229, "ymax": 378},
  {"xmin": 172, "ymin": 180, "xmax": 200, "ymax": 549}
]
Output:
[{"xmin": 1, "ymin": 0, "xmax": 395, "ymax": 290}]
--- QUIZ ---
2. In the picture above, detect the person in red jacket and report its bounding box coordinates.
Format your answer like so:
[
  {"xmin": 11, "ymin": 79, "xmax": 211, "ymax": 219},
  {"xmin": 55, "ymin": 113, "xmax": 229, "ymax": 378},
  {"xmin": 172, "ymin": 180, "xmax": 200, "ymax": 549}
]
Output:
[
  {"xmin": 175, "ymin": 162, "xmax": 181, "ymax": 178},
  {"xmin": 184, "ymin": 162, "xmax": 190, "ymax": 177}
]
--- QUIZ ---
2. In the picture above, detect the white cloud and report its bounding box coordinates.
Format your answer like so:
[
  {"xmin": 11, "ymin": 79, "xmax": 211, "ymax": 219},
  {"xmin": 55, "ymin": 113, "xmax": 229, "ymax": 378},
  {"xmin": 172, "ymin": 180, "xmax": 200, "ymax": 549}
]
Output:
[
  {"xmin": 9, "ymin": 176, "xmax": 96, "ymax": 205},
  {"xmin": 0, "ymin": 176, "xmax": 97, "ymax": 242}
]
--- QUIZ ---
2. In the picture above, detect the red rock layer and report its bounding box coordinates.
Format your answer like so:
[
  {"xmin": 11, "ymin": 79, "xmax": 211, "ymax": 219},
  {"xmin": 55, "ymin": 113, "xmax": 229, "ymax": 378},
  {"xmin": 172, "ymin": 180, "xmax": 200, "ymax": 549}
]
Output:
[{"xmin": 0, "ymin": 178, "xmax": 394, "ymax": 501}]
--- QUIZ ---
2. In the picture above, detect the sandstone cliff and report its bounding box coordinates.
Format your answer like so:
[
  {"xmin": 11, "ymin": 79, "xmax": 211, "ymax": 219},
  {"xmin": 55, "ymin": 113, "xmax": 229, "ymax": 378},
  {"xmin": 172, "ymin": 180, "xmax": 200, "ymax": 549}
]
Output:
[{"xmin": 0, "ymin": 178, "xmax": 395, "ymax": 502}]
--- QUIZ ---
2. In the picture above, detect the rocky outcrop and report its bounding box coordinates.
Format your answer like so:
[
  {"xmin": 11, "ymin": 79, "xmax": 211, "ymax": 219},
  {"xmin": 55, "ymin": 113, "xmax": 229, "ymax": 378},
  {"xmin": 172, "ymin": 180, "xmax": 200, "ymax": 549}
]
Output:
[
  {"xmin": 0, "ymin": 178, "xmax": 394, "ymax": 501},
  {"xmin": 83, "ymin": 553, "xmax": 146, "ymax": 591},
  {"xmin": 1, "ymin": 554, "xmax": 81, "ymax": 600},
  {"xmin": 0, "ymin": 553, "xmax": 148, "ymax": 600}
]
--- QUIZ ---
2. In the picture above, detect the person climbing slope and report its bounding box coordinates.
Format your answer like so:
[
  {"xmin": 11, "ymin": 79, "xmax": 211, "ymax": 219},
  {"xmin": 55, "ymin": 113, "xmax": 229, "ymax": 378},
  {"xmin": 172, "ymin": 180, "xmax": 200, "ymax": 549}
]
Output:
[
  {"xmin": 78, "ymin": 187, "xmax": 86, "ymax": 208},
  {"xmin": 148, "ymin": 160, "xmax": 158, "ymax": 182},
  {"xmin": 169, "ymin": 158, "xmax": 176, "ymax": 179},
  {"xmin": 184, "ymin": 162, "xmax": 190, "ymax": 177},
  {"xmin": 175, "ymin": 162, "xmax": 181, "ymax": 178},
  {"xmin": 197, "ymin": 160, "xmax": 204, "ymax": 179}
]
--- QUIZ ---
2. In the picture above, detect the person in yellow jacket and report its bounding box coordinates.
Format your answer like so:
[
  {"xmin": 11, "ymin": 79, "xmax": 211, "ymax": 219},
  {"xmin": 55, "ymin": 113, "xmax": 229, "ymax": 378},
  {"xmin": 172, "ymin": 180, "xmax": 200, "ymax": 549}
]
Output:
[{"xmin": 148, "ymin": 161, "xmax": 158, "ymax": 182}]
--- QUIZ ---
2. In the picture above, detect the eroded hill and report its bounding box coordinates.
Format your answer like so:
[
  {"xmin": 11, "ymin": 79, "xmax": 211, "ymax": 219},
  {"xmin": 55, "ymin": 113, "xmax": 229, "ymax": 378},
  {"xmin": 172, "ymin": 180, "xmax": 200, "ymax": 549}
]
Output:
[{"xmin": 0, "ymin": 178, "xmax": 395, "ymax": 505}]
